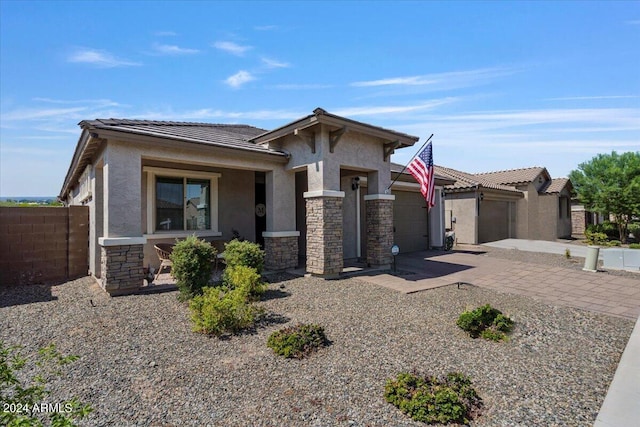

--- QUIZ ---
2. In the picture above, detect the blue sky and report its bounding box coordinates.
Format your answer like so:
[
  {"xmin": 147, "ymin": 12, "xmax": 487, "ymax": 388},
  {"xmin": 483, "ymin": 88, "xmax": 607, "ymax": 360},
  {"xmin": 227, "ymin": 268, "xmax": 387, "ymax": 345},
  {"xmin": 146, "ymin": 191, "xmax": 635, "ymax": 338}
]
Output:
[{"xmin": 1, "ymin": 1, "xmax": 639, "ymax": 197}]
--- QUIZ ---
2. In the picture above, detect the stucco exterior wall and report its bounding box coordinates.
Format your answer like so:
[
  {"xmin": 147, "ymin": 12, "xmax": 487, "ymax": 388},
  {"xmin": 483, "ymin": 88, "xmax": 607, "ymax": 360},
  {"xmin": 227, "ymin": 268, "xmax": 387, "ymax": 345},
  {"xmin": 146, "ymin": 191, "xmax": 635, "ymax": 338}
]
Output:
[
  {"xmin": 276, "ymin": 126, "xmax": 391, "ymax": 193},
  {"xmin": 445, "ymin": 194, "xmax": 478, "ymax": 244},
  {"xmin": 537, "ymin": 194, "xmax": 559, "ymax": 241},
  {"xmin": 478, "ymin": 200, "xmax": 510, "ymax": 243},
  {"xmin": 104, "ymin": 141, "xmax": 143, "ymax": 237}
]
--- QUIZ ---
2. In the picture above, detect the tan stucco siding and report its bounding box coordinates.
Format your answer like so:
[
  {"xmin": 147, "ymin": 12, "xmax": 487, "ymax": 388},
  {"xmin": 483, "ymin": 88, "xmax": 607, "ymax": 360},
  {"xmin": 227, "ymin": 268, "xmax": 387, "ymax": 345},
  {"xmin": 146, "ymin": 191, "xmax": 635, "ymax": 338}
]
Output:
[
  {"xmin": 537, "ymin": 194, "xmax": 559, "ymax": 240},
  {"xmin": 445, "ymin": 194, "xmax": 477, "ymax": 244},
  {"xmin": 478, "ymin": 200, "xmax": 510, "ymax": 243}
]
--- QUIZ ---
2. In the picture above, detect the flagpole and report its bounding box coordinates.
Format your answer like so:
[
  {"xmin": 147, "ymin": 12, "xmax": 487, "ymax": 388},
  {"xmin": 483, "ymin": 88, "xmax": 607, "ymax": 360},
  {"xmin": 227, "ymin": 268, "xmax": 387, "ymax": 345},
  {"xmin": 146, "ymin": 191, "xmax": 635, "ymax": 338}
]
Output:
[{"xmin": 386, "ymin": 133, "xmax": 433, "ymax": 192}]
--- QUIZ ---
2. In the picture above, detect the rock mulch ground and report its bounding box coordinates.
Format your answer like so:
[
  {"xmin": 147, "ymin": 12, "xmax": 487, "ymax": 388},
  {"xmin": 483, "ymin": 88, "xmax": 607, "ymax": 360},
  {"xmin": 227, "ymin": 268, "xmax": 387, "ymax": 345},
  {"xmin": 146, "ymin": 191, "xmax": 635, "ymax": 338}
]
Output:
[{"xmin": 0, "ymin": 274, "xmax": 634, "ymax": 426}]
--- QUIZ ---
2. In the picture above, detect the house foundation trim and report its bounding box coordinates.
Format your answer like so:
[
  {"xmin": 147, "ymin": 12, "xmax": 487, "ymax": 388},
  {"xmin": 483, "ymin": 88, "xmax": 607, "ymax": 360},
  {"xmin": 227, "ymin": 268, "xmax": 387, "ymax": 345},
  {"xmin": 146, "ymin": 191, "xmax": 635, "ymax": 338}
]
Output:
[
  {"xmin": 364, "ymin": 194, "xmax": 396, "ymax": 201},
  {"xmin": 303, "ymin": 190, "xmax": 345, "ymax": 198},
  {"xmin": 99, "ymin": 237, "xmax": 147, "ymax": 246},
  {"xmin": 262, "ymin": 231, "xmax": 300, "ymax": 238}
]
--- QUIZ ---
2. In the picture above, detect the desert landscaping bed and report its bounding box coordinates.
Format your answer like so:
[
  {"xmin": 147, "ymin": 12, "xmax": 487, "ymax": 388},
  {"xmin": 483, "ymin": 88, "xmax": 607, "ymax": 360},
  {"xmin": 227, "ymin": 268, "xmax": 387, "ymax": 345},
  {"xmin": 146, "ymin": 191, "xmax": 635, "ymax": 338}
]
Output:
[{"xmin": 1, "ymin": 275, "xmax": 634, "ymax": 426}]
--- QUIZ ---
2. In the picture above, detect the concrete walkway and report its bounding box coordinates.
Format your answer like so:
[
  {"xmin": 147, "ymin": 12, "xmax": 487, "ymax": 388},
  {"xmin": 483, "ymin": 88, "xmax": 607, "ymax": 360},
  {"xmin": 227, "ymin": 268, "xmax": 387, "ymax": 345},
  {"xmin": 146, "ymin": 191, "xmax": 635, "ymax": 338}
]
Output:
[{"xmin": 484, "ymin": 238, "xmax": 602, "ymax": 259}]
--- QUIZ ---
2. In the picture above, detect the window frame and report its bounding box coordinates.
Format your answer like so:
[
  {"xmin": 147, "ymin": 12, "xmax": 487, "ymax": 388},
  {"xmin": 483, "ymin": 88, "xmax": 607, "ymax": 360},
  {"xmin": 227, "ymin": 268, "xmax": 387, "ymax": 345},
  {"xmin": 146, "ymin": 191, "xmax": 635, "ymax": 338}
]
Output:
[{"xmin": 143, "ymin": 166, "xmax": 222, "ymax": 239}]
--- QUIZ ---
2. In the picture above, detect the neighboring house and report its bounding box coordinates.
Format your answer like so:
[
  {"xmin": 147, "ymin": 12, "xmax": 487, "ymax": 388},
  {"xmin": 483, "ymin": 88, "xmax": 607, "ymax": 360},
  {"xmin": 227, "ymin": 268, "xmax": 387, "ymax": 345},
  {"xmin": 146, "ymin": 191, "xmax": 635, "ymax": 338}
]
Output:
[
  {"xmin": 436, "ymin": 166, "xmax": 573, "ymax": 244},
  {"xmin": 60, "ymin": 108, "xmax": 451, "ymax": 295}
]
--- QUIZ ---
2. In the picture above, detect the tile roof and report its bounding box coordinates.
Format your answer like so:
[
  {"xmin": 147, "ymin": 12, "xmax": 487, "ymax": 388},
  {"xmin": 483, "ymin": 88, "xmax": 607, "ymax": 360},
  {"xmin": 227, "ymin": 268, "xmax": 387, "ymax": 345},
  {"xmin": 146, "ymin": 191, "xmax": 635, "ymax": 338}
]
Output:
[
  {"xmin": 434, "ymin": 165, "xmax": 522, "ymax": 194},
  {"xmin": 80, "ymin": 119, "xmax": 283, "ymax": 156},
  {"xmin": 390, "ymin": 162, "xmax": 454, "ymax": 183},
  {"xmin": 541, "ymin": 178, "xmax": 571, "ymax": 194},
  {"xmin": 473, "ymin": 166, "xmax": 547, "ymax": 185}
]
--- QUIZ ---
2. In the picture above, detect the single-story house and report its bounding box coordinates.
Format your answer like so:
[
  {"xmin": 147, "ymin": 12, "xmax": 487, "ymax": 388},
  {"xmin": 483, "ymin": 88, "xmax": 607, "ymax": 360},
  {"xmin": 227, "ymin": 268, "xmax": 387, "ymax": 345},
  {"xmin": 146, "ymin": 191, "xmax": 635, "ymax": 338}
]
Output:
[
  {"xmin": 436, "ymin": 165, "xmax": 573, "ymax": 244},
  {"xmin": 60, "ymin": 108, "xmax": 452, "ymax": 295}
]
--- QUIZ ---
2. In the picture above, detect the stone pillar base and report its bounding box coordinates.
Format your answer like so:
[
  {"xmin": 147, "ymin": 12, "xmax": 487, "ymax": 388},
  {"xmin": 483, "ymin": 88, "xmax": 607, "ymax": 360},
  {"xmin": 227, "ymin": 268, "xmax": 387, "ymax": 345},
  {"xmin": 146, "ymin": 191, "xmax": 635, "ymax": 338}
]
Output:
[
  {"xmin": 263, "ymin": 232, "xmax": 300, "ymax": 270},
  {"xmin": 365, "ymin": 195, "xmax": 395, "ymax": 267},
  {"xmin": 98, "ymin": 237, "xmax": 146, "ymax": 295},
  {"xmin": 305, "ymin": 193, "xmax": 344, "ymax": 276}
]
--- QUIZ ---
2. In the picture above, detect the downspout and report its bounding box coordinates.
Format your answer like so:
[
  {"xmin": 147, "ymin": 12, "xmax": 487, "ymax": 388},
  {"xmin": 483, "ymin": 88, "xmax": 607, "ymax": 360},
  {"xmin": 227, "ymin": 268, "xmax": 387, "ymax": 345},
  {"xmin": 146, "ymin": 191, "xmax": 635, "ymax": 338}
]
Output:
[{"xmin": 356, "ymin": 183, "xmax": 361, "ymax": 259}]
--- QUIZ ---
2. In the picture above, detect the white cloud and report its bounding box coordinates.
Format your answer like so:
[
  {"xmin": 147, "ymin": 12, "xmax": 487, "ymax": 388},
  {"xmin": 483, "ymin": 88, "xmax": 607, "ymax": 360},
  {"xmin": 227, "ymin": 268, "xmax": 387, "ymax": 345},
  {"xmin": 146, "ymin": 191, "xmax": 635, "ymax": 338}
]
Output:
[
  {"xmin": 2, "ymin": 107, "xmax": 87, "ymax": 121},
  {"xmin": 333, "ymin": 99, "xmax": 457, "ymax": 117},
  {"xmin": 224, "ymin": 70, "xmax": 256, "ymax": 88},
  {"xmin": 33, "ymin": 97, "xmax": 124, "ymax": 107},
  {"xmin": 261, "ymin": 56, "xmax": 290, "ymax": 69},
  {"xmin": 351, "ymin": 67, "xmax": 519, "ymax": 91},
  {"xmin": 67, "ymin": 48, "xmax": 141, "ymax": 68},
  {"xmin": 152, "ymin": 43, "xmax": 199, "ymax": 55},
  {"xmin": 212, "ymin": 41, "xmax": 252, "ymax": 56},
  {"xmin": 137, "ymin": 108, "xmax": 303, "ymax": 122},
  {"xmin": 545, "ymin": 95, "xmax": 640, "ymax": 101}
]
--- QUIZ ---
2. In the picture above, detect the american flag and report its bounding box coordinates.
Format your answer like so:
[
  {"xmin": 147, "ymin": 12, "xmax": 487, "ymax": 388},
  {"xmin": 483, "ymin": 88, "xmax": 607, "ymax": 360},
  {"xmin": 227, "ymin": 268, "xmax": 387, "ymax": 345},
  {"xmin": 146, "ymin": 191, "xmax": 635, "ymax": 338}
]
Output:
[{"xmin": 407, "ymin": 142, "xmax": 435, "ymax": 210}]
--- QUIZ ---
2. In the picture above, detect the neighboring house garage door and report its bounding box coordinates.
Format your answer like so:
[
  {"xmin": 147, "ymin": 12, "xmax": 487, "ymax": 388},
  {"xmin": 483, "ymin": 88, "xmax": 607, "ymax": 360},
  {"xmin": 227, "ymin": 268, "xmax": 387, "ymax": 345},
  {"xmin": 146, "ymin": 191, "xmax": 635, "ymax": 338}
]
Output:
[
  {"xmin": 478, "ymin": 200, "xmax": 512, "ymax": 243},
  {"xmin": 393, "ymin": 191, "xmax": 428, "ymax": 253}
]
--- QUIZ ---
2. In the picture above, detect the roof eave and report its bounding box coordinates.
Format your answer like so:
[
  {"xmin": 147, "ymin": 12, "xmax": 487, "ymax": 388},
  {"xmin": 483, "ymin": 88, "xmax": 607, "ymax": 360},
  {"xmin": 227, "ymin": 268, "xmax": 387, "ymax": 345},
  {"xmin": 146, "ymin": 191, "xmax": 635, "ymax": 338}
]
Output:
[{"xmin": 251, "ymin": 108, "xmax": 419, "ymax": 147}]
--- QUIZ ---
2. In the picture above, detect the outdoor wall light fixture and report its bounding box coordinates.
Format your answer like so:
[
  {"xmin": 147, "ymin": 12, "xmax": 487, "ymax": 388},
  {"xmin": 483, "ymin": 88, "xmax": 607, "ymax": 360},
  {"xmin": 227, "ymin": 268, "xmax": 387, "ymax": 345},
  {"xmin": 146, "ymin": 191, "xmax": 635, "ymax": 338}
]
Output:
[
  {"xmin": 351, "ymin": 177, "xmax": 360, "ymax": 190},
  {"xmin": 479, "ymin": 192, "xmax": 484, "ymax": 201}
]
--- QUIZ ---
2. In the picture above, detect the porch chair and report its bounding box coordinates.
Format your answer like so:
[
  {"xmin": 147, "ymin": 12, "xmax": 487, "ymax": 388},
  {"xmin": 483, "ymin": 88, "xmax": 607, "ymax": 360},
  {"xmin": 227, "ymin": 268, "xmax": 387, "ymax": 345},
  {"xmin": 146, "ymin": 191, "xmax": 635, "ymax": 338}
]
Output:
[{"xmin": 154, "ymin": 243, "xmax": 174, "ymax": 280}]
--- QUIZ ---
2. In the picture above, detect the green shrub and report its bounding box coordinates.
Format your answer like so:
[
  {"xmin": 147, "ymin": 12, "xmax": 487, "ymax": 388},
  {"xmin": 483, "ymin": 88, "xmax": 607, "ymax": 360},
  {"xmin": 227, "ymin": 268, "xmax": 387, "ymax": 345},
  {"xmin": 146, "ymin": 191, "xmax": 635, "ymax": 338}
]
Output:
[
  {"xmin": 586, "ymin": 221, "xmax": 618, "ymax": 239},
  {"xmin": 608, "ymin": 240, "xmax": 622, "ymax": 247},
  {"xmin": 1, "ymin": 342, "xmax": 93, "ymax": 427},
  {"xmin": 584, "ymin": 230, "xmax": 609, "ymax": 246},
  {"xmin": 457, "ymin": 304, "xmax": 513, "ymax": 341},
  {"xmin": 384, "ymin": 371, "xmax": 482, "ymax": 425},
  {"xmin": 628, "ymin": 223, "xmax": 640, "ymax": 240},
  {"xmin": 222, "ymin": 264, "xmax": 266, "ymax": 299},
  {"xmin": 267, "ymin": 324, "xmax": 329, "ymax": 359},
  {"xmin": 189, "ymin": 286, "xmax": 262, "ymax": 336},
  {"xmin": 170, "ymin": 235, "xmax": 216, "ymax": 299},
  {"xmin": 224, "ymin": 239, "xmax": 265, "ymax": 274},
  {"xmin": 629, "ymin": 243, "xmax": 640, "ymax": 249},
  {"xmin": 564, "ymin": 248, "xmax": 571, "ymax": 258}
]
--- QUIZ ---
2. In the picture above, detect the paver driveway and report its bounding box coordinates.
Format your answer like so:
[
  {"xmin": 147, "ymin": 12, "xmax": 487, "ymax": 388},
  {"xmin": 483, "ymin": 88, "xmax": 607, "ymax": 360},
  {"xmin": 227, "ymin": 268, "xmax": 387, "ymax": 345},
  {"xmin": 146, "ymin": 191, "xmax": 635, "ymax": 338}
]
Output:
[{"xmin": 359, "ymin": 250, "xmax": 640, "ymax": 319}]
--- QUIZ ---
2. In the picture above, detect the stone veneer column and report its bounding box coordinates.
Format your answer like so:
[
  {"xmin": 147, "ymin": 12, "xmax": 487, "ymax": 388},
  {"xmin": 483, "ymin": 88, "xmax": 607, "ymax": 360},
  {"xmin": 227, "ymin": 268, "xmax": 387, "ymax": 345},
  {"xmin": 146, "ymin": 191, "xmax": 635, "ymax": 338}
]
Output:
[
  {"xmin": 98, "ymin": 237, "xmax": 146, "ymax": 295},
  {"xmin": 304, "ymin": 191, "xmax": 344, "ymax": 277},
  {"xmin": 365, "ymin": 194, "xmax": 395, "ymax": 267},
  {"xmin": 263, "ymin": 232, "xmax": 300, "ymax": 270}
]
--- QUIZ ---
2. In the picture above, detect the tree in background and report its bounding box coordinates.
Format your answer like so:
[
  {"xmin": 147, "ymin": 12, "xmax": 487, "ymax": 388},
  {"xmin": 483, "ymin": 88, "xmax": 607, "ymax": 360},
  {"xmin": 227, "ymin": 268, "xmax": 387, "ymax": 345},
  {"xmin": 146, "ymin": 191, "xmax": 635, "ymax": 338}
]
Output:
[{"xmin": 569, "ymin": 151, "xmax": 640, "ymax": 243}]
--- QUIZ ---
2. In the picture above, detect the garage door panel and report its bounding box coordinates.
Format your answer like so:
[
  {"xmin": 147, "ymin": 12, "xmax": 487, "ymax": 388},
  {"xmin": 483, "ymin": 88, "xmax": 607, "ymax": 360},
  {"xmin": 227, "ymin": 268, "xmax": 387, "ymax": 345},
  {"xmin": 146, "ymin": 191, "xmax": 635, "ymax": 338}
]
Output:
[{"xmin": 393, "ymin": 191, "xmax": 428, "ymax": 253}]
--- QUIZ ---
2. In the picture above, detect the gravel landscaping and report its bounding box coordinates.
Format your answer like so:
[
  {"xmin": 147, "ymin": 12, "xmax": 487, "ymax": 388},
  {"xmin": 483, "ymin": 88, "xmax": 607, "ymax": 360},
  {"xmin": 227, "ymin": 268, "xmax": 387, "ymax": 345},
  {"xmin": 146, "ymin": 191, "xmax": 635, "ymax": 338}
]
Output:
[{"xmin": 1, "ymin": 274, "xmax": 634, "ymax": 426}]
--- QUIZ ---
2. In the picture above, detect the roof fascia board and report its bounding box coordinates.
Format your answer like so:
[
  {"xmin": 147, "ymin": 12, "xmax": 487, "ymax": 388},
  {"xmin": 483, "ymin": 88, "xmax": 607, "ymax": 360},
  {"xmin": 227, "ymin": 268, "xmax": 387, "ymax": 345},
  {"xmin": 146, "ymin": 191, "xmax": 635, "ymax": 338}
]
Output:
[
  {"xmin": 252, "ymin": 114, "xmax": 418, "ymax": 147},
  {"xmin": 59, "ymin": 130, "xmax": 92, "ymax": 200}
]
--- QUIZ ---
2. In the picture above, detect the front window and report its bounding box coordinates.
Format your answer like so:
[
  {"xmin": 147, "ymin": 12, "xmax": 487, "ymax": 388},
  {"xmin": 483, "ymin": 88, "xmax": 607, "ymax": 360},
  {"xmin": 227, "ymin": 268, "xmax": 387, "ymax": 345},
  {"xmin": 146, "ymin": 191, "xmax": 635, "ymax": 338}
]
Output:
[
  {"xmin": 144, "ymin": 166, "xmax": 220, "ymax": 236},
  {"xmin": 155, "ymin": 177, "xmax": 212, "ymax": 231}
]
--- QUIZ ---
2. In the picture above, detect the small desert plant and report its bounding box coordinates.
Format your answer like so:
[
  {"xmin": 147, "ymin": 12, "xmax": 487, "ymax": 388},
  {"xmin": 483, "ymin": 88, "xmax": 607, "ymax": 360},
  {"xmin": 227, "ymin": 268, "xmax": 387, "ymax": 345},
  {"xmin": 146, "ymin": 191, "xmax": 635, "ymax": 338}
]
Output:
[
  {"xmin": 224, "ymin": 239, "xmax": 265, "ymax": 274},
  {"xmin": 384, "ymin": 371, "xmax": 482, "ymax": 425},
  {"xmin": 222, "ymin": 264, "xmax": 266, "ymax": 299},
  {"xmin": 1, "ymin": 342, "xmax": 93, "ymax": 427},
  {"xmin": 189, "ymin": 286, "xmax": 263, "ymax": 336},
  {"xmin": 457, "ymin": 304, "xmax": 513, "ymax": 341},
  {"xmin": 170, "ymin": 235, "xmax": 216, "ymax": 299},
  {"xmin": 564, "ymin": 248, "xmax": 571, "ymax": 258},
  {"xmin": 267, "ymin": 324, "xmax": 329, "ymax": 359}
]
